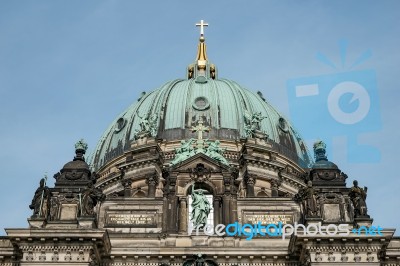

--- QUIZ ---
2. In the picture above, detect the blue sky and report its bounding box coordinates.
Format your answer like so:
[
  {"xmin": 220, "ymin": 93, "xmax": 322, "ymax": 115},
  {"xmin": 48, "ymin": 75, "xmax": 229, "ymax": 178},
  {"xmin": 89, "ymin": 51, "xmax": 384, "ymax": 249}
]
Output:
[{"xmin": 0, "ymin": 1, "xmax": 399, "ymax": 234}]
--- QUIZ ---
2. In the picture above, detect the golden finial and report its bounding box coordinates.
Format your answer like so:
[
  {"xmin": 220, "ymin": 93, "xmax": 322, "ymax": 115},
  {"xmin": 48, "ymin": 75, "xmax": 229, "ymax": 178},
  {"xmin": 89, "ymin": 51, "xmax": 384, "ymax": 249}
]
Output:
[{"xmin": 195, "ymin": 20, "xmax": 209, "ymax": 69}]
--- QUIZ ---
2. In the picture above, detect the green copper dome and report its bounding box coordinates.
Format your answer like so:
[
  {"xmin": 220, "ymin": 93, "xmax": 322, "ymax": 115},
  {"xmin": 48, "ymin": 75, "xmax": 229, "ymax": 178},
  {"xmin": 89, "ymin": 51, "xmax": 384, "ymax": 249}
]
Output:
[
  {"xmin": 89, "ymin": 77, "xmax": 312, "ymax": 171},
  {"xmin": 89, "ymin": 31, "xmax": 312, "ymax": 171}
]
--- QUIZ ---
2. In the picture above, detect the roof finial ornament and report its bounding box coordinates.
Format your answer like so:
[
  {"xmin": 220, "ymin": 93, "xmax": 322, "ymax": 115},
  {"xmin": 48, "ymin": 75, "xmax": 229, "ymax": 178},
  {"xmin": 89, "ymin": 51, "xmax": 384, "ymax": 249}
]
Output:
[
  {"xmin": 313, "ymin": 140, "xmax": 328, "ymax": 162},
  {"xmin": 195, "ymin": 20, "xmax": 209, "ymax": 70},
  {"xmin": 187, "ymin": 20, "xmax": 216, "ymax": 80},
  {"xmin": 74, "ymin": 139, "xmax": 88, "ymax": 162}
]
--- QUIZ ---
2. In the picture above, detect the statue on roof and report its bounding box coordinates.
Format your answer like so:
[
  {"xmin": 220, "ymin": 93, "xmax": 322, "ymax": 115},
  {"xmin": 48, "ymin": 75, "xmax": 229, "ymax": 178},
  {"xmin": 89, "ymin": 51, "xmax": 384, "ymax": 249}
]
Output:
[
  {"xmin": 294, "ymin": 180, "xmax": 320, "ymax": 217},
  {"xmin": 170, "ymin": 138, "xmax": 196, "ymax": 166},
  {"xmin": 80, "ymin": 182, "xmax": 105, "ymax": 216},
  {"xmin": 29, "ymin": 177, "xmax": 50, "ymax": 219},
  {"xmin": 135, "ymin": 111, "xmax": 158, "ymax": 138},
  {"xmin": 244, "ymin": 110, "xmax": 267, "ymax": 137},
  {"xmin": 205, "ymin": 140, "xmax": 229, "ymax": 165},
  {"xmin": 349, "ymin": 180, "xmax": 368, "ymax": 217}
]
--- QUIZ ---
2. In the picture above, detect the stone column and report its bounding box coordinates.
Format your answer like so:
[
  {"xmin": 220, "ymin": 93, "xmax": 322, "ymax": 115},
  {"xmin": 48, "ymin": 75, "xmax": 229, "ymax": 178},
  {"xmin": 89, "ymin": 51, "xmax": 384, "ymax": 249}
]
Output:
[
  {"xmin": 146, "ymin": 174, "xmax": 158, "ymax": 198},
  {"xmin": 162, "ymin": 195, "xmax": 168, "ymax": 232},
  {"xmin": 222, "ymin": 195, "xmax": 231, "ymax": 225},
  {"xmin": 121, "ymin": 179, "xmax": 132, "ymax": 197},
  {"xmin": 168, "ymin": 196, "xmax": 178, "ymax": 233},
  {"xmin": 161, "ymin": 171, "xmax": 170, "ymax": 233},
  {"xmin": 244, "ymin": 174, "xmax": 256, "ymax": 198},
  {"xmin": 246, "ymin": 174, "xmax": 255, "ymax": 197},
  {"xmin": 167, "ymin": 176, "xmax": 177, "ymax": 233},
  {"xmin": 213, "ymin": 196, "xmax": 221, "ymax": 226},
  {"xmin": 229, "ymin": 195, "xmax": 238, "ymax": 224},
  {"xmin": 179, "ymin": 197, "xmax": 188, "ymax": 233},
  {"xmin": 271, "ymin": 180, "xmax": 280, "ymax": 197}
]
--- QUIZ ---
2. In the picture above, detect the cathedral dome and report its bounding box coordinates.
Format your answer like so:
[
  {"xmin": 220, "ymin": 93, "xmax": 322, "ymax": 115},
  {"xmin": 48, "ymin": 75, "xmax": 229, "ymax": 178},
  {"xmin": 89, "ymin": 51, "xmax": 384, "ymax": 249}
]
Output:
[
  {"xmin": 90, "ymin": 76, "xmax": 312, "ymax": 171},
  {"xmin": 89, "ymin": 31, "xmax": 312, "ymax": 171}
]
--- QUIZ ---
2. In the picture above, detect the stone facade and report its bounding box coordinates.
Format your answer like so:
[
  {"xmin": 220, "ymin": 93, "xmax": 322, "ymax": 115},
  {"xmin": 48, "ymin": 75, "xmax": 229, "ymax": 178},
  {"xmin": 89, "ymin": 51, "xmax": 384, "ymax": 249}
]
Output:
[{"xmin": 0, "ymin": 134, "xmax": 399, "ymax": 265}]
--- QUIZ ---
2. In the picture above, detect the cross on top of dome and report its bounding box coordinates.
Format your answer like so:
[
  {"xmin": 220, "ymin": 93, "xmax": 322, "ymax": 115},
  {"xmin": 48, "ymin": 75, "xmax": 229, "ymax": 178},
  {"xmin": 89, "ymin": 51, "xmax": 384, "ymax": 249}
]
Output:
[{"xmin": 196, "ymin": 20, "xmax": 208, "ymax": 39}]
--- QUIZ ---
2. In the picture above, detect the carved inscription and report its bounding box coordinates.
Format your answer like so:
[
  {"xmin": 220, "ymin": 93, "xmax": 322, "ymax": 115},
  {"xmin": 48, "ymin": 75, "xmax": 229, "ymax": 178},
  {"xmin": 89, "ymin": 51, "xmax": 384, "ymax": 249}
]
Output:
[
  {"xmin": 106, "ymin": 213, "xmax": 156, "ymax": 227},
  {"xmin": 243, "ymin": 213, "xmax": 292, "ymax": 224}
]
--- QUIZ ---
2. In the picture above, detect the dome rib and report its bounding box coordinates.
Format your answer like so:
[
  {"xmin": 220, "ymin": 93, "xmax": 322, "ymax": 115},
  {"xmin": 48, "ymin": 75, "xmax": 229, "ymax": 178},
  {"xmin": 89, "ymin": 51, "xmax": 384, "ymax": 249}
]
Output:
[
  {"xmin": 219, "ymin": 79, "xmax": 246, "ymax": 137},
  {"xmin": 158, "ymin": 79, "xmax": 184, "ymax": 133}
]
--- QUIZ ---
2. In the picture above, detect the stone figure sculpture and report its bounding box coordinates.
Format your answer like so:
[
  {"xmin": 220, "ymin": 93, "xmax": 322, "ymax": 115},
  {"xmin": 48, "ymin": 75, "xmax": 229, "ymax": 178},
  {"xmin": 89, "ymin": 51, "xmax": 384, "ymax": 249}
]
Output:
[
  {"xmin": 170, "ymin": 138, "xmax": 196, "ymax": 166},
  {"xmin": 205, "ymin": 140, "xmax": 229, "ymax": 165},
  {"xmin": 170, "ymin": 138, "xmax": 229, "ymax": 166},
  {"xmin": 190, "ymin": 184, "xmax": 211, "ymax": 227},
  {"xmin": 81, "ymin": 182, "xmax": 106, "ymax": 216},
  {"xmin": 135, "ymin": 111, "xmax": 158, "ymax": 138},
  {"xmin": 244, "ymin": 110, "xmax": 266, "ymax": 137},
  {"xmin": 295, "ymin": 181, "xmax": 319, "ymax": 217},
  {"xmin": 349, "ymin": 180, "xmax": 368, "ymax": 217},
  {"xmin": 29, "ymin": 178, "xmax": 50, "ymax": 218}
]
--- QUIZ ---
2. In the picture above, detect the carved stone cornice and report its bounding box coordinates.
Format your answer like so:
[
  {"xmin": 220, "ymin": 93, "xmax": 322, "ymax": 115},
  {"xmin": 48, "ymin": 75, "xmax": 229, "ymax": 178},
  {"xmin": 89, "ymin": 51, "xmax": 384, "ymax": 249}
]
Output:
[
  {"xmin": 5, "ymin": 228, "xmax": 110, "ymax": 264},
  {"xmin": 289, "ymin": 229, "xmax": 395, "ymax": 264}
]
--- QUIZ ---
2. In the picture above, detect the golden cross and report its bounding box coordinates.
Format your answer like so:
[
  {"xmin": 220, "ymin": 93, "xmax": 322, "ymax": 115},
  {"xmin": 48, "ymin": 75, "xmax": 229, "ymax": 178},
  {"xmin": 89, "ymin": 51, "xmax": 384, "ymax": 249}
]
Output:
[
  {"xmin": 191, "ymin": 118, "xmax": 209, "ymax": 140},
  {"xmin": 196, "ymin": 20, "xmax": 209, "ymax": 36}
]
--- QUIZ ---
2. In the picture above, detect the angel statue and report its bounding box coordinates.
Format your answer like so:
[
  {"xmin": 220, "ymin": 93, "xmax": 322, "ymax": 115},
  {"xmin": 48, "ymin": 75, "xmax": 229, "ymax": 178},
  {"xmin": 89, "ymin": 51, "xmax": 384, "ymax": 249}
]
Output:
[
  {"xmin": 190, "ymin": 183, "xmax": 211, "ymax": 228},
  {"xmin": 170, "ymin": 138, "xmax": 195, "ymax": 166},
  {"xmin": 136, "ymin": 111, "xmax": 158, "ymax": 137},
  {"xmin": 243, "ymin": 110, "xmax": 266, "ymax": 137},
  {"xmin": 204, "ymin": 140, "xmax": 229, "ymax": 165}
]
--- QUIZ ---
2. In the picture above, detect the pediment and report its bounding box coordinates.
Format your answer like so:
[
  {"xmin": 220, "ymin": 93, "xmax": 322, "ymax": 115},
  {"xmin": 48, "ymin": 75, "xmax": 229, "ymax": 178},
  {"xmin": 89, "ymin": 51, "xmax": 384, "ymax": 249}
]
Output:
[{"xmin": 169, "ymin": 152, "xmax": 231, "ymax": 172}]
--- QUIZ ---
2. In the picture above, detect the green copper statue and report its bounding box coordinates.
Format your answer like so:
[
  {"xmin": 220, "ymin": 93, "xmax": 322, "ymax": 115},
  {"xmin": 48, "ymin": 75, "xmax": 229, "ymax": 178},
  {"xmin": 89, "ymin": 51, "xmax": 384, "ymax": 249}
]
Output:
[
  {"xmin": 243, "ymin": 110, "xmax": 267, "ymax": 137},
  {"xmin": 170, "ymin": 138, "xmax": 196, "ymax": 166},
  {"xmin": 205, "ymin": 140, "xmax": 229, "ymax": 165},
  {"xmin": 75, "ymin": 139, "xmax": 88, "ymax": 152},
  {"xmin": 134, "ymin": 111, "xmax": 158, "ymax": 138},
  {"xmin": 190, "ymin": 184, "xmax": 211, "ymax": 227},
  {"xmin": 169, "ymin": 137, "xmax": 229, "ymax": 166}
]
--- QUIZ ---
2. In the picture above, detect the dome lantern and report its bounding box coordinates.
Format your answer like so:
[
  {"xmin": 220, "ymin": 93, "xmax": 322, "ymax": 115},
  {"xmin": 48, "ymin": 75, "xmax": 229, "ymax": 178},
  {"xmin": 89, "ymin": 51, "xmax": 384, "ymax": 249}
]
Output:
[{"xmin": 187, "ymin": 20, "xmax": 217, "ymax": 80}]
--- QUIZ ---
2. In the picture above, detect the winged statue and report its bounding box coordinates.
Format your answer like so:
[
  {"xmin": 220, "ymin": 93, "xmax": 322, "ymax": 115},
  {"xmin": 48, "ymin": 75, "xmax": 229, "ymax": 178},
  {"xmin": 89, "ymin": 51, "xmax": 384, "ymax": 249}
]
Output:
[{"xmin": 243, "ymin": 110, "xmax": 266, "ymax": 137}]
